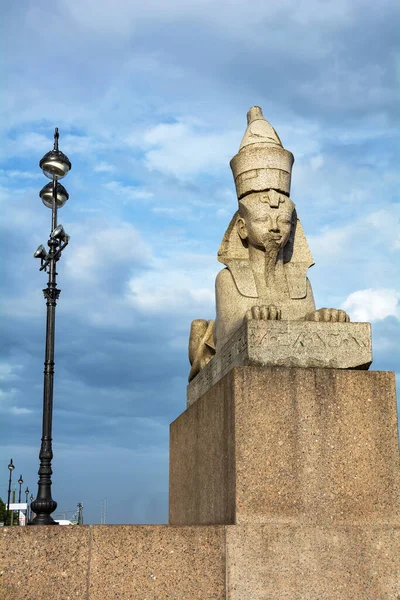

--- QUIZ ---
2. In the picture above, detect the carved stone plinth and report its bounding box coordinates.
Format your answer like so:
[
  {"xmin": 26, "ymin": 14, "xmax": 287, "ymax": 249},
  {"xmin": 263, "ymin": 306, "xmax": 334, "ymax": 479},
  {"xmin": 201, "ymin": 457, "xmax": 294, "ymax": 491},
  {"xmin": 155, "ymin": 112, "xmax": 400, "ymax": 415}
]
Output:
[{"xmin": 187, "ymin": 320, "xmax": 372, "ymax": 407}]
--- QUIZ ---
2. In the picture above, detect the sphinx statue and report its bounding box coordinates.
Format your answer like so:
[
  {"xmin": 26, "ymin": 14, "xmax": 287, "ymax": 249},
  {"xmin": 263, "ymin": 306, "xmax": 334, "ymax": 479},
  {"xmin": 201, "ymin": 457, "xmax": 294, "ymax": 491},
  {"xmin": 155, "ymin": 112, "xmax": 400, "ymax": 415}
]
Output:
[{"xmin": 188, "ymin": 106, "xmax": 350, "ymax": 382}]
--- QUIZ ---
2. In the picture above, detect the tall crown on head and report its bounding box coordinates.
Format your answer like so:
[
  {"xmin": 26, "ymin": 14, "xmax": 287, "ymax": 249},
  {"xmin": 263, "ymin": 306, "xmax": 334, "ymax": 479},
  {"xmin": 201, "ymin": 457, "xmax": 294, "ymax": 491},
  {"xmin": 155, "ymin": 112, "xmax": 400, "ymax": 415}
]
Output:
[{"xmin": 230, "ymin": 106, "xmax": 294, "ymax": 200}]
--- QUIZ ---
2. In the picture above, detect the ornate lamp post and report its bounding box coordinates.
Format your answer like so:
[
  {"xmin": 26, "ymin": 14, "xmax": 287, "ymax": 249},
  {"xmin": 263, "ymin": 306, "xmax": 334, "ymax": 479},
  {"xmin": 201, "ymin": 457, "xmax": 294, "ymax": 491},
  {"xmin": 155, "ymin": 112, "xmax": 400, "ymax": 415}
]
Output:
[
  {"xmin": 6, "ymin": 459, "xmax": 15, "ymax": 526},
  {"xmin": 29, "ymin": 128, "xmax": 71, "ymax": 526}
]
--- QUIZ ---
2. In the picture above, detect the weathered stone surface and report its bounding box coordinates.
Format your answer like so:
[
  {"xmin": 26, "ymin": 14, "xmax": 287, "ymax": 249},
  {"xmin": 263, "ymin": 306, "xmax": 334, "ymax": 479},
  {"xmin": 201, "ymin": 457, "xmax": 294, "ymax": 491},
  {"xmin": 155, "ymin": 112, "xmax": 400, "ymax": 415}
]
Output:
[
  {"xmin": 172, "ymin": 367, "xmax": 399, "ymax": 526},
  {"xmin": 89, "ymin": 525, "xmax": 226, "ymax": 599},
  {"xmin": 187, "ymin": 320, "xmax": 372, "ymax": 407},
  {"xmin": 3, "ymin": 522, "xmax": 398, "ymax": 599},
  {"xmin": 0, "ymin": 525, "xmax": 91, "ymax": 600},
  {"xmin": 226, "ymin": 524, "xmax": 400, "ymax": 600},
  {"xmin": 0, "ymin": 525, "xmax": 226, "ymax": 600}
]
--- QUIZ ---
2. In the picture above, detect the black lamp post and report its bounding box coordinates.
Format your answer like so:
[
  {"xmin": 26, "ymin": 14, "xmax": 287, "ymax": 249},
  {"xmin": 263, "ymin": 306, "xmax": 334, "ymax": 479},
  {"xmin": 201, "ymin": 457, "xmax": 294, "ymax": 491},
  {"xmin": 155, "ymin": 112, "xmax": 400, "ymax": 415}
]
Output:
[
  {"xmin": 29, "ymin": 128, "xmax": 71, "ymax": 526},
  {"xmin": 77, "ymin": 502, "xmax": 83, "ymax": 525},
  {"xmin": 6, "ymin": 459, "xmax": 15, "ymax": 526},
  {"xmin": 25, "ymin": 487, "xmax": 29, "ymax": 525},
  {"xmin": 17, "ymin": 474, "xmax": 23, "ymax": 526},
  {"xmin": 18, "ymin": 475, "xmax": 24, "ymax": 503}
]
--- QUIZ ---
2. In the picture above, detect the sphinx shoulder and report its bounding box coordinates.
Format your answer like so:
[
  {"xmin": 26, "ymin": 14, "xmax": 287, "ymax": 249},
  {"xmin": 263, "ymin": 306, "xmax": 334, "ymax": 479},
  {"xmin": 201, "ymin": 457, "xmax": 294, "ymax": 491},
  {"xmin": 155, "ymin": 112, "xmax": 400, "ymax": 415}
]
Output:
[{"xmin": 216, "ymin": 267, "xmax": 237, "ymax": 294}]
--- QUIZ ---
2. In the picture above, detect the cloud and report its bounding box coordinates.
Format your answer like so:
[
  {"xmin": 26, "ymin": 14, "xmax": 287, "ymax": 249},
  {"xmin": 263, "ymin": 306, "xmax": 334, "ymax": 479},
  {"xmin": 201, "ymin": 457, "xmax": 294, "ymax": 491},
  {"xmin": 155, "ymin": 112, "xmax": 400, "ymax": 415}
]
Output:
[
  {"xmin": 0, "ymin": 362, "xmax": 23, "ymax": 382},
  {"xmin": 341, "ymin": 289, "xmax": 399, "ymax": 322},
  {"xmin": 93, "ymin": 162, "xmax": 116, "ymax": 173},
  {"xmin": 64, "ymin": 220, "xmax": 152, "ymax": 285},
  {"xmin": 0, "ymin": 169, "xmax": 42, "ymax": 180},
  {"xmin": 103, "ymin": 181, "xmax": 154, "ymax": 202},
  {"xmin": 131, "ymin": 119, "xmax": 240, "ymax": 180},
  {"xmin": 9, "ymin": 407, "xmax": 33, "ymax": 416}
]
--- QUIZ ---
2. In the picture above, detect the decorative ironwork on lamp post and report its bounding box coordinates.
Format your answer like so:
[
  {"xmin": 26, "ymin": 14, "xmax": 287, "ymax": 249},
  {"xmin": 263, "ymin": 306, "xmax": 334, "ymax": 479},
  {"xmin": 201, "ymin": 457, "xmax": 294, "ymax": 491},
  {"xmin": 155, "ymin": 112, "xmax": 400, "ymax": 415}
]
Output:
[
  {"xmin": 6, "ymin": 459, "xmax": 15, "ymax": 526},
  {"xmin": 29, "ymin": 128, "xmax": 71, "ymax": 526}
]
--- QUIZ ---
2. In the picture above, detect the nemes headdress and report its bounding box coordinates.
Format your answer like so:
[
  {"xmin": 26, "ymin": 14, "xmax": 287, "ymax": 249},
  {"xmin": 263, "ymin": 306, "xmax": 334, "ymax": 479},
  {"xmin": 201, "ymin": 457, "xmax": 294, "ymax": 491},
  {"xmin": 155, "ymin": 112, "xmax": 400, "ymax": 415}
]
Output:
[
  {"xmin": 218, "ymin": 106, "xmax": 314, "ymax": 299},
  {"xmin": 230, "ymin": 106, "xmax": 294, "ymax": 199}
]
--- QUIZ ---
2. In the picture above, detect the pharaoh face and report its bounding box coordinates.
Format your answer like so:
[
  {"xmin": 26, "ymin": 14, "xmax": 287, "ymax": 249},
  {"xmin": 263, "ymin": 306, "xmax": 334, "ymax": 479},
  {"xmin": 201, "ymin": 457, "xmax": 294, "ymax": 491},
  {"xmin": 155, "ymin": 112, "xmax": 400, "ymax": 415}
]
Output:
[{"xmin": 237, "ymin": 192, "xmax": 294, "ymax": 251}]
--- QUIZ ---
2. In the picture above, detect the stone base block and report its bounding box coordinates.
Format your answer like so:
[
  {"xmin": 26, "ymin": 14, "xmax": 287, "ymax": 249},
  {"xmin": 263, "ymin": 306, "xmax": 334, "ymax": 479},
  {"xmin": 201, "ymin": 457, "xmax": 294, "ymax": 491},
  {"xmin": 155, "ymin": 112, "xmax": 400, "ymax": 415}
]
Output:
[
  {"xmin": 0, "ymin": 525, "xmax": 226, "ymax": 600},
  {"xmin": 171, "ymin": 367, "xmax": 399, "ymax": 526},
  {"xmin": 226, "ymin": 524, "xmax": 400, "ymax": 600},
  {"xmin": 1, "ymin": 523, "xmax": 399, "ymax": 599},
  {"xmin": 187, "ymin": 320, "xmax": 372, "ymax": 406}
]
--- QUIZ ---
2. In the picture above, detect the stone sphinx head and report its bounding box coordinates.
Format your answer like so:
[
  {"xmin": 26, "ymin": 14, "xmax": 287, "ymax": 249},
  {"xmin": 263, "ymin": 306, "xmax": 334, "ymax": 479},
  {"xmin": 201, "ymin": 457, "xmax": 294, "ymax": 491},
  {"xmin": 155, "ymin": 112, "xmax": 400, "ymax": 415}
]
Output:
[{"xmin": 217, "ymin": 106, "xmax": 314, "ymax": 300}]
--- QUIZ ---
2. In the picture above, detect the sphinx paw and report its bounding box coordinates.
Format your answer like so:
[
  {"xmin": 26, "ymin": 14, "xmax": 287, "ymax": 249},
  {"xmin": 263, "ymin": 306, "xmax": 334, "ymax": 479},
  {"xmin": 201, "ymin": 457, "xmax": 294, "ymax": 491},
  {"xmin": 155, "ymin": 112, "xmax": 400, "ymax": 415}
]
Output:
[
  {"xmin": 245, "ymin": 305, "xmax": 282, "ymax": 322},
  {"xmin": 305, "ymin": 308, "xmax": 350, "ymax": 323}
]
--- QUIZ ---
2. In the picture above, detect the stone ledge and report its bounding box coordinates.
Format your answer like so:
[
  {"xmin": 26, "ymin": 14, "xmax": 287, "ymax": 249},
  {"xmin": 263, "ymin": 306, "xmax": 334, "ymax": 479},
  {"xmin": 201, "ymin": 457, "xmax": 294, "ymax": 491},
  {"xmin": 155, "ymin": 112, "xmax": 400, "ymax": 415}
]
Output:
[{"xmin": 187, "ymin": 320, "xmax": 372, "ymax": 406}]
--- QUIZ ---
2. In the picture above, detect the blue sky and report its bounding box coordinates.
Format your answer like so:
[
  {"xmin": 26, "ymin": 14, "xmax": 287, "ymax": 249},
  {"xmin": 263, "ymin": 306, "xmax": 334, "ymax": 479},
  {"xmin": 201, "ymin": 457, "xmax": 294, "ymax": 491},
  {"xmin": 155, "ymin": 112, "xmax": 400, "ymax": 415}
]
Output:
[{"xmin": 0, "ymin": 0, "xmax": 399, "ymax": 524}]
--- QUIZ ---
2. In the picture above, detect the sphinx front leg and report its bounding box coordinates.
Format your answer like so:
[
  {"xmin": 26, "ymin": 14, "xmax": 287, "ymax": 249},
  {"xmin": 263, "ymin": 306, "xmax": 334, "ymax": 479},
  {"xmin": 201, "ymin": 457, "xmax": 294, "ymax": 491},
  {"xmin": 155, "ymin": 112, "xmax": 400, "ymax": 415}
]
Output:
[
  {"xmin": 304, "ymin": 308, "xmax": 350, "ymax": 323},
  {"xmin": 244, "ymin": 305, "xmax": 282, "ymax": 322}
]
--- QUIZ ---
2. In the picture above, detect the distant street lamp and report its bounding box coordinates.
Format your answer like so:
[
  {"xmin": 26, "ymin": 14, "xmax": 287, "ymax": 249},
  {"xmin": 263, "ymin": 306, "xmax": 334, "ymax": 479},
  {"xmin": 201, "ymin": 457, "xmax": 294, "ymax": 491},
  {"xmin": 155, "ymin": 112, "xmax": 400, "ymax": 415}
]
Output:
[
  {"xmin": 77, "ymin": 502, "xmax": 84, "ymax": 525},
  {"xmin": 29, "ymin": 493, "xmax": 34, "ymax": 523},
  {"xmin": 25, "ymin": 487, "xmax": 29, "ymax": 525},
  {"xmin": 17, "ymin": 474, "xmax": 24, "ymax": 525},
  {"xmin": 29, "ymin": 128, "xmax": 71, "ymax": 526},
  {"xmin": 6, "ymin": 459, "xmax": 15, "ymax": 526},
  {"xmin": 18, "ymin": 475, "xmax": 24, "ymax": 502}
]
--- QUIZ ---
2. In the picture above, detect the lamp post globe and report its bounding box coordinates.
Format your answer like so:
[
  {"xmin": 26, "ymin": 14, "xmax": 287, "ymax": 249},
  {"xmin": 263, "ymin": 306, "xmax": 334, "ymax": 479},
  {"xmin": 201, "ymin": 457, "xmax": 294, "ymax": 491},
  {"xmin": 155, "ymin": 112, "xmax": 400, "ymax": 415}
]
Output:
[
  {"xmin": 39, "ymin": 128, "xmax": 71, "ymax": 180},
  {"xmin": 30, "ymin": 128, "xmax": 71, "ymax": 526},
  {"xmin": 40, "ymin": 181, "xmax": 69, "ymax": 209}
]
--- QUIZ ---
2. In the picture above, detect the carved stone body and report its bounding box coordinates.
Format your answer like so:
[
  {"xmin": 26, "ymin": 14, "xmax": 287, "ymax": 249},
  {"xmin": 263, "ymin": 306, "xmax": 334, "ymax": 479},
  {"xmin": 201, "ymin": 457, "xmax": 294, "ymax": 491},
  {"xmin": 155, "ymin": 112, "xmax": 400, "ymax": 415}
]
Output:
[{"xmin": 188, "ymin": 107, "xmax": 350, "ymax": 381}]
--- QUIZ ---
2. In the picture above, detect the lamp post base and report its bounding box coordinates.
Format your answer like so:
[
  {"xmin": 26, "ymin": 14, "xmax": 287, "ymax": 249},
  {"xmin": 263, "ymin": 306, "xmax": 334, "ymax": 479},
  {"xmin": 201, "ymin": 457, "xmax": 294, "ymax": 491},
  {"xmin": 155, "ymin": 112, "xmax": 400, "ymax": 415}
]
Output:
[
  {"xmin": 29, "ymin": 498, "xmax": 58, "ymax": 526},
  {"xmin": 28, "ymin": 515, "xmax": 59, "ymax": 526}
]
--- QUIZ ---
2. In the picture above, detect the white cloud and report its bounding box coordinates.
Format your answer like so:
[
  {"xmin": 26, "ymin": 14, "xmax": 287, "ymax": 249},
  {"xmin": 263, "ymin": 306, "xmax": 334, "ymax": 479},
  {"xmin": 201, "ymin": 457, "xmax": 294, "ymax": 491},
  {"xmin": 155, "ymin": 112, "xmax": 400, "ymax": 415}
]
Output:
[
  {"xmin": 127, "ymin": 255, "xmax": 217, "ymax": 316},
  {"xmin": 308, "ymin": 207, "xmax": 400, "ymax": 263},
  {"xmin": 151, "ymin": 206, "xmax": 195, "ymax": 220},
  {"xmin": 133, "ymin": 119, "xmax": 240, "ymax": 180},
  {"xmin": 9, "ymin": 406, "xmax": 33, "ymax": 416},
  {"xmin": 103, "ymin": 181, "xmax": 154, "ymax": 202},
  {"xmin": 310, "ymin": 154, "xmax": 324, "ymax": 171},
  {"xmin": 0, "ymin": 363, "xmax": 23, "ymax": 382},
  {"xmin": 94, "ymin": 162, "xmax": 116, "ymax": 173},
  {"xmin": 0, "ymin": 169, "xmax": 41, "ymax": 180},
  {"xmin": 64, "ymin": 221, "xmax": 152, "ymax": 284},
  {"xmin": 341, "ymin": 288, "xmax": 400, "ymax": 322}
]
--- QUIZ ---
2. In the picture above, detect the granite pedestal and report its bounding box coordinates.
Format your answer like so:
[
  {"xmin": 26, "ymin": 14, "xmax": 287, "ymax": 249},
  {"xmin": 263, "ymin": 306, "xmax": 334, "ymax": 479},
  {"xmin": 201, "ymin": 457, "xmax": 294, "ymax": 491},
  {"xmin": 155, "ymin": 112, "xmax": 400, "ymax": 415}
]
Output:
[{"xmin": 169, "ymin": 365, "xmax": 400, "ymax": 598}]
